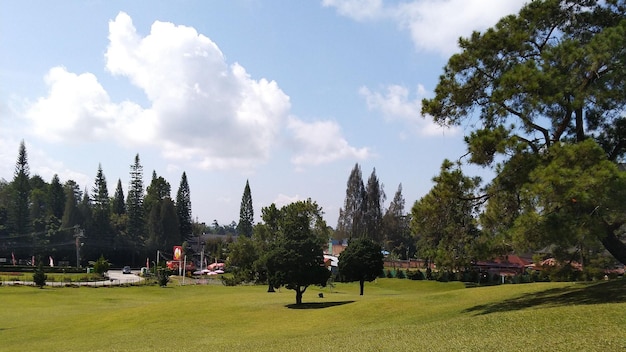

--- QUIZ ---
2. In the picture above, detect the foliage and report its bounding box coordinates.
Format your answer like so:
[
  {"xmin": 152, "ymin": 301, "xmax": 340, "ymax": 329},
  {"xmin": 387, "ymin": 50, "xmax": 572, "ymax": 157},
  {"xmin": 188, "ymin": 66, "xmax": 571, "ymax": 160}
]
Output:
[
  {"xmin": 422, "ymin": 0, "xmax": 626, "ymax": 264},
  {"xmin": 156, "ymin": 268, "xmax": 170, "ymax": 287},
  {"xmin": 237, "ymin": 180, "xmax": 254, "ymax": 237},
  {"xmin": 227, "ymin": 235, "xmax": 259, "ymax": 284},
  {"xmin": 126, "ymin": 154, "xmax": 145, "ymax": 252},
  {"xmin": 266, "ymin": 199, "xmax": 330, "ymax": 304},
  {"xmin": 32, "ymin": 257, "xmax": 47, "ymax": 288},
  {"xmin": 176, "ymin": 172, "xmax": 193, "ymax": 238},
  {"xmin": 336, "ymin": 163, "xmax": 366, "ymax": 240},
  {"xmin": 338, "ymin": 237, "xmax": 384, "ymax": 295},
  {"xmin": 382, "ymin": 183, "xmax": 412, "ymax": 259},
  {"xmin": 8, "ymin": 140, "xmax": 31, "ymax": 241},
  {"xmin": 92, "ymin": 255, "xmax": 110, "ymax": 276},
  {"xmin": 410, "ymin": 160, "xmax": 484, "ymax": 270}
]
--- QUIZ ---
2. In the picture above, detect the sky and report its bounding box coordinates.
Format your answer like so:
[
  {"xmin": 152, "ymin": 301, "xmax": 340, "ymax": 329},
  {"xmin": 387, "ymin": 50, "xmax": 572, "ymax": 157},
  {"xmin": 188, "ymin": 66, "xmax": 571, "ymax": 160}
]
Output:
[{"xmin": 0, "ymin": 0, "xmax": 528, "ymax": 228}]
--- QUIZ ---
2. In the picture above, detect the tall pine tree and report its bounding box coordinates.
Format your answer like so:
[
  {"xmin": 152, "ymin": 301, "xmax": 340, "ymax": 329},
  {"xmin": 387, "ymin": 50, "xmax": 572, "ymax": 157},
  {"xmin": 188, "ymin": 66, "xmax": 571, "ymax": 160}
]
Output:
[
  {"xmin": 112, "ymin": 179, "xmax": 126, "ymax": 215},
  {"xmin": 126, "ymin": 154, "xmax": 144, "ymax": 260},
  {"xmin": 176, "ymin": 172, "xmax": 192, "ymax": 238},
  {"xmin": 238, "ymin": 180, "xmax": 254, "ymax": 237},
  {"xmin": 91, "ymin": 164, "xmax": 112, "ymax": 258},
  {"xmin": 9, "ymin": 140, "xmax": 31, "ymax": 241},
  {"xmin": 364, "ymin": 168, "xmax": 385, "ymax": 243},
  {"xmin": 336, "ymin": 163, "xmax": 365, "ymax": 240}
]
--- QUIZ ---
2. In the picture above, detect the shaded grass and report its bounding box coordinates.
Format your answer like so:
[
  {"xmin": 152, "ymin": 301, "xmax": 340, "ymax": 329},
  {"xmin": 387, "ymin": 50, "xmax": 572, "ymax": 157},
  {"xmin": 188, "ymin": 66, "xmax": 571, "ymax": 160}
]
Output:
[{"xmin": 1, "ymin": 279, "xmax": 625, "ymax": 351}]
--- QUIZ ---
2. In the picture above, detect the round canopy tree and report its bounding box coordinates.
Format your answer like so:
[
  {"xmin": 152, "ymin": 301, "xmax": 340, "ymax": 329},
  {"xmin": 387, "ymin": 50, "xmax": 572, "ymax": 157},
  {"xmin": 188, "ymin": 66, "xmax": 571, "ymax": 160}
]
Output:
[{"xmin": 338, "ymin": 237, "xmax": 384, "ymax": 295}]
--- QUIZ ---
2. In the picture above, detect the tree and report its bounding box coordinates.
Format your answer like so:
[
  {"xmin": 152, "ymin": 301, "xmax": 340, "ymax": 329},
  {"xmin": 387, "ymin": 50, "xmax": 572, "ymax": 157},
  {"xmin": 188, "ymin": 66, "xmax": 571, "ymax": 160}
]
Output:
[
  {"xmin": 363, "ymin": 168, "xmax": 385, "ymax": 243},
  {"xmin": 237, "ymin": 180, "xmax": 254, "ymax": 237},
  {"xmin": 91, "ymin": 164, "xmax": 112, "ymax": 258},
  {"xmin": 32, "ymin": 257, "xmax": 47, "ymax": 288},
  {"xmin": 338, "ymin": 237, "xmax": 384, "ymax": 295},
  {"xmin": 382, "ymin": 184, "xmax": 412, "ymax": 259},
  {"xmin": 336, "ymin": 163, "xmax": 366, "ymax": 240},
  {"xmin": 48, "ymin": 174, "xmax": 65, "ymax": 220},
  {"xmin": 266, "ymin": 200, "xmax": 330, "ymax": 305},
  {"xmin": 227, "ymin": 235, "xmax": 258, "ymax": 283},
  {"xmin": 8, "ymin": 140, "xmax": 31, "ymax": 240},
  {"xmin": 410, "ymin": 160, "xmax": 483, "ymax": 271},
  {"xmin": 126, "ymin": 154, "xmax": 144, "ymax": 259},
  {"xmin": 176, "ymin": 172, "xmax": 193, "ymax": 239},
  {"xmin": 421, "ymin": 0, "xmax": 626, "ymax": 265},
  {"xmin": 112, "ymin": 179, "xmax": 126, "ymax": 216}
]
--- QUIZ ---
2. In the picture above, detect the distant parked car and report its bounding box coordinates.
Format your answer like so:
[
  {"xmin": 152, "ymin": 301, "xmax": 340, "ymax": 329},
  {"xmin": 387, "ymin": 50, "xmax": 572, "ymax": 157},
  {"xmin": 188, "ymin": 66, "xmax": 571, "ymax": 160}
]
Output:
[{"xmin": 123, "ymin": 266, "xmax": 132, "ymax": 274}]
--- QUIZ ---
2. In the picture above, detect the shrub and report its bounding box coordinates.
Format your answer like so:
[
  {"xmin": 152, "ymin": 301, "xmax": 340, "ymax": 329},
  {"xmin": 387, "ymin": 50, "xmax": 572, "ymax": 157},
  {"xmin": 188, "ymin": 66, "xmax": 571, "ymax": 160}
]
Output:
[
  {"xmin": 92, "ymin": 255, "xmax": 110, "ymax": 277},
  {"xmin": 406, "ymin": 269, "xmax": 425, "ymax": 280},
  {"xmin": 385, "ymin": 269, "xmax": 393, "ymax": 278},
  {"xmin": 396, "ymin": 269, "xmax": 406, "ymax": 279},
  {"xmin": 33, "ymin": 260, "xmax": 47, "ymax": 288},
  {"xmin": 157, "ymin": 268, "xmax": 170, "ymax": 287}
]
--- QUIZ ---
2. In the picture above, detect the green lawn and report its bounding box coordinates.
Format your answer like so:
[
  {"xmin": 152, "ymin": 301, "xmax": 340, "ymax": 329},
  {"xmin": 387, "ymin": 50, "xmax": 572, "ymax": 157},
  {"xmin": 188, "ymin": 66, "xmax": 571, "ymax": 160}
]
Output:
[{"xmin": 1, "ymin": 279, "xmax": 624, "ymax": 351}]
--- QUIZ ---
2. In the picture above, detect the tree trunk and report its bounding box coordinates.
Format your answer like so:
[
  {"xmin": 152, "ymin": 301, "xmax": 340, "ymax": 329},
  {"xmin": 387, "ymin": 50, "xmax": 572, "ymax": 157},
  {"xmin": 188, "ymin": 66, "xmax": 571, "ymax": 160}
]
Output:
[
  {"xmin": 296, "ymin": 288, "xmax": 303, "ymax": 305},
  {"xmin": 359, "ymin": 279, "xmax": 364, "ymax": 296},
  {"xmin": 267, "ymin": 283, "xmax": 275, "ymax": 292},
  {"xmin": 601, "ymin": 230, "xmax": 626, "ymax": 266}
]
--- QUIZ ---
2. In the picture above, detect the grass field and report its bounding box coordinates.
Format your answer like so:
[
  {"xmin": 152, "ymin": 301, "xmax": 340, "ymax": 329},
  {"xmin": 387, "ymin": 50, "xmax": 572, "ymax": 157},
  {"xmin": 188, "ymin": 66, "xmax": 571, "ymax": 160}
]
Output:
[{"xmin": 1, "ymin": 278, "xmax": 625, "ymax": 351}]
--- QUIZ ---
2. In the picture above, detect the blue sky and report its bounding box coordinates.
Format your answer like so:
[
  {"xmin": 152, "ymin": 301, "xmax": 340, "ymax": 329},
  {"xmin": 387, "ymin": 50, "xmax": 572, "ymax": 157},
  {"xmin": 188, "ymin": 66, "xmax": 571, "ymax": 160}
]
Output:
[{"xmin": 0, "ymin": 0, "xmax": 527, "ymax": 227}]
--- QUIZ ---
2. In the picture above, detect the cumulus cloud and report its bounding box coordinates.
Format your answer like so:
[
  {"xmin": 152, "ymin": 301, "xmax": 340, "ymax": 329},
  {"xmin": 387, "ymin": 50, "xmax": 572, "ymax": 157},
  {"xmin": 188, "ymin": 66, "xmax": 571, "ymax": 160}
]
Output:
[
  {"xmin": 287, "ymin": 116, "xmax": 371, "ymax": 166},
  {"xmin": 359, "ymin": 84, "xmax": 458, "ymax": 136},
  {"xmin": 22, "ymin": 12, "xmax": 366, "ymax": 170},
  {"xmin": 321, "ymin": 0, "xmax": 385, "ymax": 21},
  {"xmin": 274, "ymin": 193, "xmax": 303, "ymax": 208},
  {"xmin": 323, "ymin": 0, "xmax": 527, "ymax": 56}
]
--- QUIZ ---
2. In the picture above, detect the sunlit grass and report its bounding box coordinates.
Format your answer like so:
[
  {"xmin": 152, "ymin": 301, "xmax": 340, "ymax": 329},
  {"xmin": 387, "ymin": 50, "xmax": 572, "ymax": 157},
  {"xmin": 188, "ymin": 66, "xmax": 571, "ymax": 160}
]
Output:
[{"xmin": 1, "ymin": 279, "xmax": 625, "ymax": 351}]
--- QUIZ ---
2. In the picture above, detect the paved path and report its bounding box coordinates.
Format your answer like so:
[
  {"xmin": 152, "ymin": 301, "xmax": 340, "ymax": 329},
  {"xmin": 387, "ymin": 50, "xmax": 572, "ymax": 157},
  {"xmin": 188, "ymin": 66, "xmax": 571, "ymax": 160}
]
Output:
[{"xmin": 1, "ymin": 269, "xmax": 144, "ymax": 287}]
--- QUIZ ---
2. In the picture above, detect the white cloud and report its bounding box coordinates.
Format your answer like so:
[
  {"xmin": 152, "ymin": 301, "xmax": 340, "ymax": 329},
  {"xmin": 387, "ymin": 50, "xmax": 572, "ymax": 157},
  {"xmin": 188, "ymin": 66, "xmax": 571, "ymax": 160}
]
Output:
[
  {"xmin": 360, "ymin": 84, "xmax": 458, "ymax": 136},
  {"xmin": 273, "ymin": 193, "xmax": 302, "ymax": 208},
  {"xmin": 321, "ymin": 0, "xmax": 385, "ymax": 21},
  {"xmin": 287, "ymin": 116, "xmax": 371, "ymax": 166},
  {"xmin": 323, "ymin": 0, "xmax": 527, "ymax": 56},
  {"xmin": 21, "ymin": 12, "xmax": 367, "ymax": 171}
]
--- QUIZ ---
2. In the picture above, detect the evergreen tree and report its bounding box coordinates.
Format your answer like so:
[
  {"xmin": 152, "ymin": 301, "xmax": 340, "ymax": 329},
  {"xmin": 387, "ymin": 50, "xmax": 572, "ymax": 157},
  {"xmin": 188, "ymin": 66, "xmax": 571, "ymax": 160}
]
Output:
[
  {"xmin": 336, "ymin": 163, "xmax": 365, "ymax": 240},
  {"xmin": 48, "ymin": 174, "xmax": 65, "ymax": 219},
  {"xmin": 237, "ymin": 180, "xmax": 254, "ymax": 237},
  {"xmin": 363, "ymin": 168, "xmax": 385, "ymax": 243},
  {"xmin": 126, "ymin": 154, "xmax": 145, "ymax": 257},
  {"xmin": 382, "ymin": 184, "xmax": 412, "ymax": 259},
  {"xmin": 176, "ymin": 172, "xmax": 192, "ymax": 238},
  {"xmin": 112, "ymin": 179, "xmax": 126, "ymax": 215},
  {"xmin": 160, "ymin": 197, "xmax": 181, "ymax": 250},
  {"xmin": 91, "ymin": 164, "xmax": 112, "ymax": 258},
  {"xmin": 8, "ymin": 140, "xmax": 31, "ymax": 240}
]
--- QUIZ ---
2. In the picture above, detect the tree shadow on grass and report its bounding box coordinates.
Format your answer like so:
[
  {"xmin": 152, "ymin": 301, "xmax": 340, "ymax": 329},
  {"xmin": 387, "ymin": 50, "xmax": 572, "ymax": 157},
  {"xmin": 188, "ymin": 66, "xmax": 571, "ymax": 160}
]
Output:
[
  {"xmin": 464, "ymin": 280, "xmax": 626, "ymax": 316},
  {"xmin": 285, "ymin": 300, "xmax": 355, "ymax": 309}
]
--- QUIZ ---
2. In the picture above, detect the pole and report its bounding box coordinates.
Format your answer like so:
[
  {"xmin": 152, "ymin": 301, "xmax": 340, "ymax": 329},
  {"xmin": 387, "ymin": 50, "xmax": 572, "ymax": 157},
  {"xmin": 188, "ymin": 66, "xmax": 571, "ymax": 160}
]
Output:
[
  {"xmin": 155, "ymin": 250, "xmax": 159, "ymax": 275},
  {"xmin": 182, "ymin": 255, "xmax": 187, "ymax": 285}
]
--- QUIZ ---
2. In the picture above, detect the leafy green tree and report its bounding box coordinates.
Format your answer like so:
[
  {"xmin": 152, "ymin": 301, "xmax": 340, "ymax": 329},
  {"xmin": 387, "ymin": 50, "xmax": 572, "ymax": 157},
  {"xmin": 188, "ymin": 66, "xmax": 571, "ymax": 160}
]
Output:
[
  {"xmin": 92, "ymin": 254, "xmax": 110, "ymax": 277},
  {"xmin": 421, "ymin": 0, "xmax": 626, "ymax": 264},
  {"xmin": 364, "ymin": 168, "xmax": 385, "ymax": 243},
  {"xmin": 253, "ymin": 203, "xmax": 281, "ymax": 291},
  {"xmin": 338, "ymin": 237, "xmax": 384, "ymax": 295},
  {"xmin": 160, "ymin": 197, "xmax": 181, "ymax": 250},
  {"xmin": 237, "ymin": 180, "xmax": 254, "ymax": 237},
  {"xmin": 266, "ymin": 200, "xmax": 330, "ymax": 305},
  {"xmin": 336, "ymin": 163, "xmax": 366, "ymax": 240},
  {"xmin": 176, "ymin": 172, "xmax": 193, "ymax": 238},
  {"xmin": 410, "ymin": 160, "xmax": 483, "ymax": 271},
  {"xmin": 227, "ymin": 235, "xmax": 258, "ymax": 283}
]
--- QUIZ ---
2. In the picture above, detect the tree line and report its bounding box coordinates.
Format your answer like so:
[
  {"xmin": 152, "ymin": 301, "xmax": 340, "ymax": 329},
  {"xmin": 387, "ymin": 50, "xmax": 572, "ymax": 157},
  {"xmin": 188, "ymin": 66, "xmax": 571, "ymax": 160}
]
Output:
[{"xmin": 0, "ymin": 142, "xmax": 195, "ymax": 267}]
